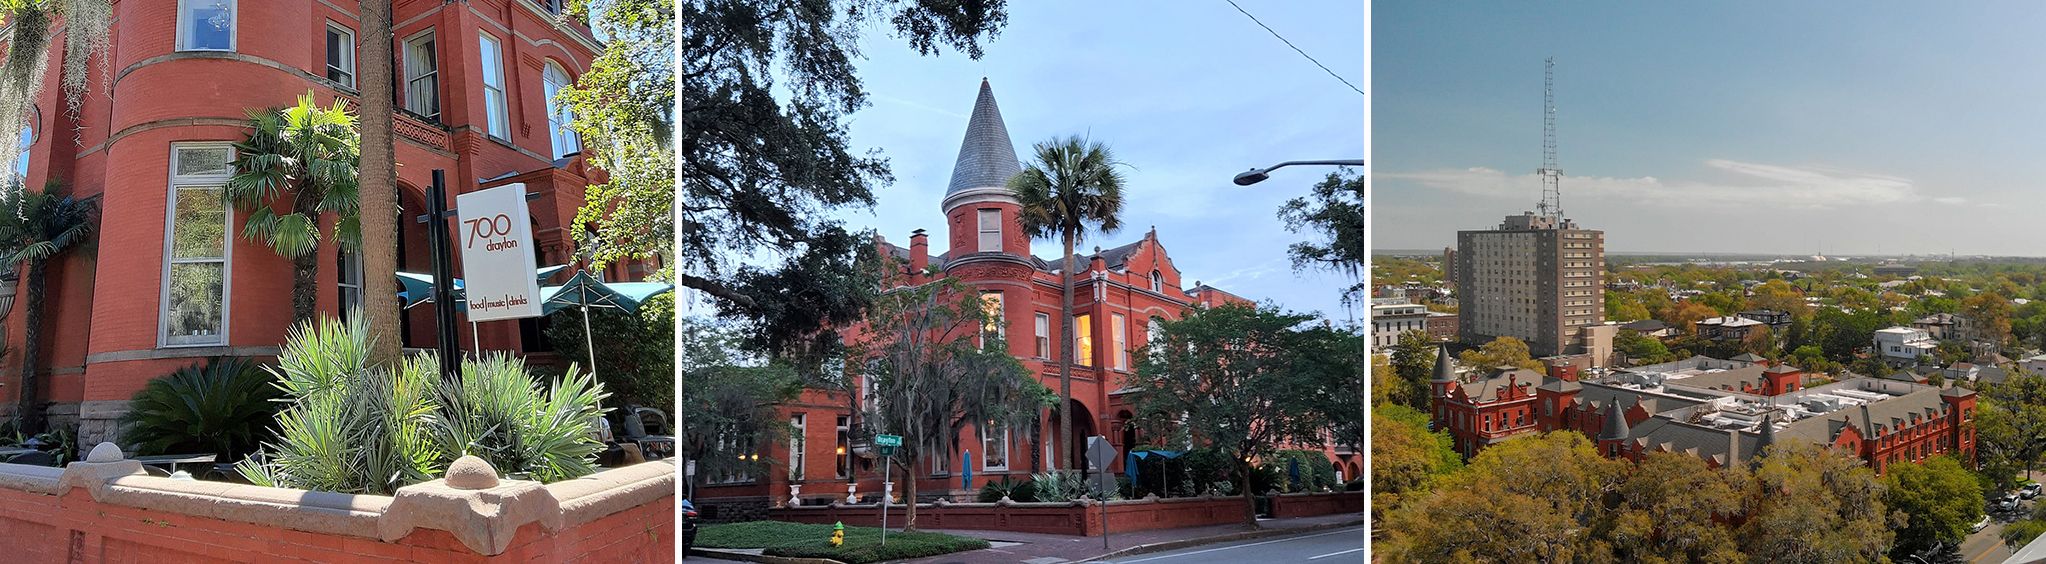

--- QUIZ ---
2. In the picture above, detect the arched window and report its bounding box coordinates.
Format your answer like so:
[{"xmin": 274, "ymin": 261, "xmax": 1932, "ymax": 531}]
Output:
[
  {"xmin": 543, "ymin": 62, "xmax": 581, "ymax": 159},
  {"xmin": 1150, "ymin": 270, "xmax": 1163, "ymax": 292},
  {"xmin": 16, "ymin": 106, "xmax": 36, "ymax": 182}
]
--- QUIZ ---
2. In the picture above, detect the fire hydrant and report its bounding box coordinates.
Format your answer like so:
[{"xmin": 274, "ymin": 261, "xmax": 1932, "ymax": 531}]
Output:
[{"xmin": 830, "ymin": 521, "xmax": 845, "ymax": 547}]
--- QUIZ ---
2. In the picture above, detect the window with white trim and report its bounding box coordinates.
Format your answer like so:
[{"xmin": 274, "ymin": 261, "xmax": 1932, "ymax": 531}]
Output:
[
  {"xmin": 1112, "ymin": 313, "xmax": 1129, "ymax": 370},
  {"xmin": 162, "ymin": 144, "xmax": 234, "ymax": 347},
  {"xmin": 177, "ymin": 0, "xmax": 235, "ymax": 52},
  {"xmin": 1075, "ymin": 314, "xmax": 1094, "ymax": 366},
  {"xmin": 15, "ymin": 107, "xmax": 33, "ymax": 182},
  {"xmin": 982, "ymin": 422, "xmax": 1008, "ymax": 471},
  {"xmin": 543, "ymin": 62, "xmax": 581, "ymax": 158},
  {"xmin": 977, "ymin": 209, "xmax": 1001, "ymax": 252},
  {"xmin": 1034, "ymin": 313, "xmax": 1050, "ymax": 358},
  {"xmin": 980, "ymin": 292, "xmax": 1004, "ymax": 350},
  {"xmin": 403, "ymin": 31, "xmax": 440, "ymax": 120},
  {"xmin": 789, "ymin": 413, "xmax": 806, "ymax": 481},
  {"xmin": 1151, "ymin": 270, "xmax": 1163, "ymax": 292},
  {"xmin": 337, "ymin": 249, "xmax": 363, "ymax": 321},
  {"xmin": 834, "ymin": 416, "xmax": 850, "ymax": 479},
  {"xmin": 326, "ymin": 23, "xmax": 356, "ymax": 88},
  {"xmin": 478, "ymin": 32, "xmax": 510, "ymax": 139}
]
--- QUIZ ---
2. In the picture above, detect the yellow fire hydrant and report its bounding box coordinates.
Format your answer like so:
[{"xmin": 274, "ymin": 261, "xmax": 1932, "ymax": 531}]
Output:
[{"xmin": 830, "ymin": 521, "xmax": 845, "ymax": 547}]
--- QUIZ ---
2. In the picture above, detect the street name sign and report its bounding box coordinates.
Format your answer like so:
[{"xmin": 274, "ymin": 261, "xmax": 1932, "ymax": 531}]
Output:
[{"xmin": 455, "ymin": 183, "xmax": 541, "ymax": 322}]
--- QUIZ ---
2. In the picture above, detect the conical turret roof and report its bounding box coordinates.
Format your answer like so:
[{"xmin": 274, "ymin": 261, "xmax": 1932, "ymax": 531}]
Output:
[
  {"xmin": 1600, "ymin": 400, "xmax": 1631, "ymax": 441},
  {"xmin": 1431, "ymin": 344, "xmax": 1457, "ymax": 383},
  {"xmin": 946, "ymin": 79, "xmax": 1022, "ymax": 197}
]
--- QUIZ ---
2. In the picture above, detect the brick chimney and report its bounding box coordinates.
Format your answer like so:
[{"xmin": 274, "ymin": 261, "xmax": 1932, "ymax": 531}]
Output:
[{"xmin": 909, "ymin": 229, "xmax": 929, "ymax": 273}]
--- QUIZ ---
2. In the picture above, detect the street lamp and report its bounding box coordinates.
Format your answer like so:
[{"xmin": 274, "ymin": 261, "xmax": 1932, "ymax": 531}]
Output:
[{"xmin": 1232, "ymin": 160, "xmax": 1364, "ymax": 186}]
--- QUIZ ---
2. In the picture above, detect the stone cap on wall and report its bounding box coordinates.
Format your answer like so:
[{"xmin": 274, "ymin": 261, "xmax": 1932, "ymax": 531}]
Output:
[{"xmin": 0, "ymin": 444, "xmax": 675, "ymax": 556}]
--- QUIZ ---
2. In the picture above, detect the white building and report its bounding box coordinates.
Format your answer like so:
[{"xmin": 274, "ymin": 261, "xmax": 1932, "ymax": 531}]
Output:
[
  {"xmin": 1372, "ymin": 303, "xmax": 1432, "ymax": 348},
  {"xmin": 1873, "ymin": 326, "xmax": 1937, "ymax": 364}
]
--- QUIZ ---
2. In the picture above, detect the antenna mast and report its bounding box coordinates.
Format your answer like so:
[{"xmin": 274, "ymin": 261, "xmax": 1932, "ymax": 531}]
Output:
[{"xmin": 1536, "ymin": 57, "xmax": 1563, "ymax": 220}]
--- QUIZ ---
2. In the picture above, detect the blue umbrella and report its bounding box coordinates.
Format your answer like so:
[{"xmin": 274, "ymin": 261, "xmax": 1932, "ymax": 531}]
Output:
[
  {"xmin": 1288, "ymin": 458, "xmax": 1301, "ymax": 491},
  {"xmin": 397, "ymin": 266, "xmax": 566, "ymax": 309},
  {"xmin": 962, "ymin": 451, "xmax": 973, "ymax": 490},
  {"xmin": 1126, "ymin": 451, "xmax": 1140, "ymax": 488}
]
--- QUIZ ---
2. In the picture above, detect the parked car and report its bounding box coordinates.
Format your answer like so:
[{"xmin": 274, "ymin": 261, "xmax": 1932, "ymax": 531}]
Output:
[
  {"xmin": 682, "ymin": 499, "xmax": 700, "ymax": 553},
  {"xmin": 2022, "ymin": 483, "xmax": 2041, "ymax": 500},
  {"xmin": 1975, "ymin": 514, "xmax": 1993, "ymax": 533},
  {"xmin": 2000, "ymin": 493, "xmax": 2022, "ymax": 512}
]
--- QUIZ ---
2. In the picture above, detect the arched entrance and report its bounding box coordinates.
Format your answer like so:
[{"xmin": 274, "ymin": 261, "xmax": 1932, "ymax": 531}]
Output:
[
  {"xmin": 396, "ymin": 184, "xmax": 434, "ymax": 349},
  {"xmin": 1065, "ymin": 399, "xmax": 1095, "ymax": 471}
]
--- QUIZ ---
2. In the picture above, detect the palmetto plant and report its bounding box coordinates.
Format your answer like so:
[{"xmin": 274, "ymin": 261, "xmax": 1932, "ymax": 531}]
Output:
[
  {"xmin": 1008, "ymin": 135, "xmax": 1126, "ymax": 471},
  {"xmin": 0, "ymin": 180, "xmax": 98, "ymax": 434},
  {"xmin": 227, "ymin": 91, "xmax": 361, "ymax": 323},
  {"xmin": 121, "ymin": 357, "xmax": 281, "ymax": 461},
  {"xmin": 239, "ymin": 311, "xmax": 610, "ymax": 494}
]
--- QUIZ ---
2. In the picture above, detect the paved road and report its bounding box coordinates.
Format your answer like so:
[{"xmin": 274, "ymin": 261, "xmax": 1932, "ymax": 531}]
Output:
[
  {"xmin": 1096, "ymin": 526, "xmax": 1365, "ymax": 564},
  {"xmin": 1965, "ymin": 505, "xmax": 2020, "ymax": 564}
]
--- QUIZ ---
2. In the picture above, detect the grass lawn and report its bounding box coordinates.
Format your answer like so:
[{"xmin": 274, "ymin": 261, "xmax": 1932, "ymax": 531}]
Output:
[{"xmin": 696, "ymin": 521, "xmax": 991, "ymax": 563}]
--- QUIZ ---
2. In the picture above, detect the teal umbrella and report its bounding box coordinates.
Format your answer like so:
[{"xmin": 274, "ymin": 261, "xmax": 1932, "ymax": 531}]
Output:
[
  {"xmin": 538, "ymin": 271, "xmax": 673, "ymax": 376},
  {"xmin": 397, "ymin": 266, "xmax": 569, "ymax": 309}
]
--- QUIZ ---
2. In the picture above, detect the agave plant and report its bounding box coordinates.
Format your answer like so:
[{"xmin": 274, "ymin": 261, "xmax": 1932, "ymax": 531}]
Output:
[
  {"xmin": 433, "ymin": 353, "xmax": 607, "ymax": 483},
  {"xmin": 239, "ymin": 311, "xmax": 610, "ymax": 494},
  {"xmin": 120, "ymin": 357, "xmax": 281, "ymax": 461}
]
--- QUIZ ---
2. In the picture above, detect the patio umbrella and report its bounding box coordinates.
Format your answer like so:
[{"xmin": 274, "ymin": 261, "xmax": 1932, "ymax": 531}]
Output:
[
  {"xmin": 396, "ymin": 266, "xmax": 568, "ymax": 309},
  {"xmin": 962, "ymin": 451, "xmax": 973, "ymax": 490},
  {"xmin": 538, "ymin": 271, "xmax": 673, "ymax": 376}
]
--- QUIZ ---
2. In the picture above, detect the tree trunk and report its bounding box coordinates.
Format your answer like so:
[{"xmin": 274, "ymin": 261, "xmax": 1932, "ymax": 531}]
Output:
[
  {"xmin": 356, "ymin": 0, "xmax": 402, "ymax": 367},
  {"xmin": 290, "ymin": 192, "xmax": 322, "ymax": 324},
  {"xmin": 1059, "ymin": 229, "xmax": 1076, "ymax": 471},
  {"xmin": 14, "ymin": 258, "xmax": 46, "ymax": 434},
  {"xmin": 1239, "ymin": 457, "xmax": 1258, "ymax": 527},
  {"xmin": 901, "ymin": 457, "xmax": 918, "ymax": 532}
]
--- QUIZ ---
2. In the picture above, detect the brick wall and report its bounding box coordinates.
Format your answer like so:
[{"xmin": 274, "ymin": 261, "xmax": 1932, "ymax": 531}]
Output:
[
  {"xmin": 1268, "ymin": 492, "xmax": 1365, "ymax": 518},
  {"xmin": 0, "ymin": 447, "xmax": 674, "ymax": 563},
  {"xmin": 770, "ymin": 493, "xmax": 1361, "ymax": 536}
]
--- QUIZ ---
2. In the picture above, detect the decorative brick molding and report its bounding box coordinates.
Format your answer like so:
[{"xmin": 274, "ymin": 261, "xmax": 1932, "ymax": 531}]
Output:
[
  {"xmin": 394, "ymin": 112, "xmax": 454, "ymax": 152},
  {"xmin": 0, "ymin": 445, "xmax": 674, "ymax": 562}
]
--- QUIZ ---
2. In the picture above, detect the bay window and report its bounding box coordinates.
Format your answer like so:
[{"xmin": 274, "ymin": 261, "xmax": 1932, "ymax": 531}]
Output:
[{"xmin": 162, "ymin": 144, "xmax": 234, "ymax": 347}]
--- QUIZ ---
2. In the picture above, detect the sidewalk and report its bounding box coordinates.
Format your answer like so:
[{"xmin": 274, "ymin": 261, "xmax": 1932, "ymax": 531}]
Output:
[{"xmin": 899, "ymin": 512, "xmax": 1364, "ymax": 564}]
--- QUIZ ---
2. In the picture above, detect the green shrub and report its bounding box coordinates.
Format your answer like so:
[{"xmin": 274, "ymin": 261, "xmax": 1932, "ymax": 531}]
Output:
[
  {"xmin": 977, "ymin": 476, "xmax": 1036, "ymax": 502},
  {"xmin": 121, "ymin": 357, "xmax": 281, "ymax": 460},
  {"xmin": 236, "ymin": 312, "xmax": 609, "ymax": 494},
  {"xmin": 1266, "ymin": 449, "xmax": 1339, "ymax": 492},
  {"xmin": 544, "ymin": 293, "xmax": 673, "ymax": 413},
  {"xmin": 696, "ymin": 521, "xmax": 989, "ymax": 564},
  {"xmin": 1031, "ymin": 470, "xmax": 1119, "ymax": 502}
]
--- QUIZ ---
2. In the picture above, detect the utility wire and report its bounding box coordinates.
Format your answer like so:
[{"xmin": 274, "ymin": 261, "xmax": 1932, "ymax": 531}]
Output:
[{"xmin": 1224, "ymin": 0, "xmax": 1365, "ymax": 96}]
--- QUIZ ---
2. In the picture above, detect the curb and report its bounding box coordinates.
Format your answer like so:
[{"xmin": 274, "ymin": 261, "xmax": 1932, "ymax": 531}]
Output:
[
  {"xmin": 685, "ymin": 547, "xmax": 846, "ymax": 564},
  {"xmin": 1077, "ymin": 518, "xmax": 1366, "ymax": 562}
]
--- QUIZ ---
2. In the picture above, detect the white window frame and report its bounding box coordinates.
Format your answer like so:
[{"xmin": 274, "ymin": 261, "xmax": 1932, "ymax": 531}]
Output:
[
  {"xmin": 543, "ymin": 61, "xmax": 581, "ymax": 158},
  {"xmin": 834, "ymin": 416, "xmax": 850, "ymax": 479},
  {"xmin": 982, "ymin": 422, "xmax": 1009, "ymax": 471},
  {"xmin": 160, "ymin": 143, "xmax": 236, "ymax": 348},
  {"xmin": 789, "ymin": 413, "xmax": 806, "ymax": 481},
  {"xmin": 1151, "ymin": 270, "xmax": 1163, "ymax": 292},
  {"xmin": 1035, "ymin": 312, "xmax": 1051, "ymax": 358},
  {"xmin": 176, "ymin": 0, "xmax": 237, "ymax": 52},
  {"xmin": 1076, "ymin": 314, "xmax": 1094, "ymax": 367},
  {"xmin": 403, "ymin": 30, "xmax": 440, "ymax": 120},
  {"xmin": 15, "ymin": 107, "xmax": 34, "ymax": 182},
  {"xmin": 478, "ymin": 31, "xmax": 510, "ymax": 139},
  {"xmin": 1112, "ymin": 313, "xmax": 1129, "ymax": 370},
  {"xmin": 325, "ymin": 23, "xmax": 356, "ymax": 88},
  {"xmin": 980, "ymin": 292, "xmax": 1004, "ymax": 349},
  {"xmin": 337, "ymin": 248, "xmax": 363, "ymax": 321},
  {"xmin": 976, "ymin": 209, "xmax": 1001, "ymax": 252}
]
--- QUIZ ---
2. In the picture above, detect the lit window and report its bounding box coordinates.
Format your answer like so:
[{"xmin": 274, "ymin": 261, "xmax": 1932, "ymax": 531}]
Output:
[
  {"xmin": 1076, "ymin": 314, "xmax": 1094, "ymax": 366},
  {"xmin": 178, "ymin": 0, "xmax": 235, "ymax": 52},
  {"xmin": 1112, "ymin": 313, "xmax": 1128, "ymax": 370},
  {"xmin": 835, "ymin": 416, "xmax": 850, "ymax": 479},
  {"xmin": 163, "ymin": 144, "xmax": 234, "ymax": 347},
  {"xmin": 543, "ymin": 62, "xmax": 581, "ymax": 158},
  {"xmin": 982, "ymin": 422, "xmax": 1008, "ymax": 471},
  {"xmin": 478, "ymin": 32, "xmax": 509, "ymax": 139},
  {"xmin": 977, "ymin": 209, "xmax": 1001, "ymax": 252},
  {"xmin": 403, "ymin": 31, "xmax": 440, "ymax": 120},
  {"xmin": 980, "ymin": 292, "xmax": 1004, "ymax": 350},
  {"xmin": 325, "ymin": 24, "xmax": 356, "ymax": 88}
]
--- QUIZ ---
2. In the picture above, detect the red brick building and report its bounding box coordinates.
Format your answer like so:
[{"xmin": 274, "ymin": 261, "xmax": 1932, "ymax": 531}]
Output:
[
  {"xmin": 694, "ymin": 80, "xmax": 1357, "ymax": 510},
  {"xmin": 1434, "ymin": 354, "xmax": 1978, "ymax": 473},
  {"xmin": 0, "ymin": 1, "xmax": 646, "ymax": 444}
]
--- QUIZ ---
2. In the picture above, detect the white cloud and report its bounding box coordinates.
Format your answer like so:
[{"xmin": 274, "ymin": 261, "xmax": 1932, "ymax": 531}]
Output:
[{"xmin": 1378, "ymin": 159, "xmax": 1932, "ymax": 209}]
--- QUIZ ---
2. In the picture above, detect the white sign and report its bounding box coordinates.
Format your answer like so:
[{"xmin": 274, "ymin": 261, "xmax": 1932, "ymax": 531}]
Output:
[{"xmin": 456, "ymin": 183, "xmax": 542, "ymax": 322}]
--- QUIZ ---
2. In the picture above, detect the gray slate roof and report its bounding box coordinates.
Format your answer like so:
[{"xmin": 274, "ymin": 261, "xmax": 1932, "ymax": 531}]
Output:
[
  {"xmin": 946, "ymin": 79, "xmax": 1022, "ymax": 196},
  {"xmin": 1456, "ymin": 368, "xmax": 1543, "ymax": 402}
]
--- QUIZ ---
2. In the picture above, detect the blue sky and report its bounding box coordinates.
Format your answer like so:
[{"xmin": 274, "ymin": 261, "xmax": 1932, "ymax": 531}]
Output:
[
  {"xmin": 1374, "ymin": 3, "xmax": 2046, "ymax": 256},
  {"xmin": 835, "ymin": 1, "xmax": 1365, "ymax": 321}
]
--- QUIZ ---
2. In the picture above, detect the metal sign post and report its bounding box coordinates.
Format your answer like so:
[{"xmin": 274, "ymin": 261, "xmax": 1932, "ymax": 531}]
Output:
[
  {"xmin": 1086, "ymin": 436, "xmax": 1116, "ymax": 550},
  {"xmin": 423, "ymin": 171, "xmax": 460, "ymax": 379},
  {"xmin": 876, "ymin": 434, "xmax": 902, "ymax": 547}
]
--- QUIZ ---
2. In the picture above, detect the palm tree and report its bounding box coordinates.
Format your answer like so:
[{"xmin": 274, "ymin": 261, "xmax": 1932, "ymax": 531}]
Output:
[
  {"xmin": 0, "ymin": 181, "xmax": 99, "ymax": 434},
  {"xmin": 1008, "ymin": 136, "xmax": 1126, "ymax": 471},
  {"xmin": 226, "ymin": 91, "xmax": 360, "ymax": 324},
  {"xmin": 356, "ymin": 0, "xmax": 402, "ymax": 368}
]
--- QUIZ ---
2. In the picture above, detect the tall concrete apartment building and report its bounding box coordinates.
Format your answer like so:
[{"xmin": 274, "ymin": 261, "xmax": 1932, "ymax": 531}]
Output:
[{"xmin": 1455, "ymin": 212, "xmax": 1604, "ymax": 357}]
